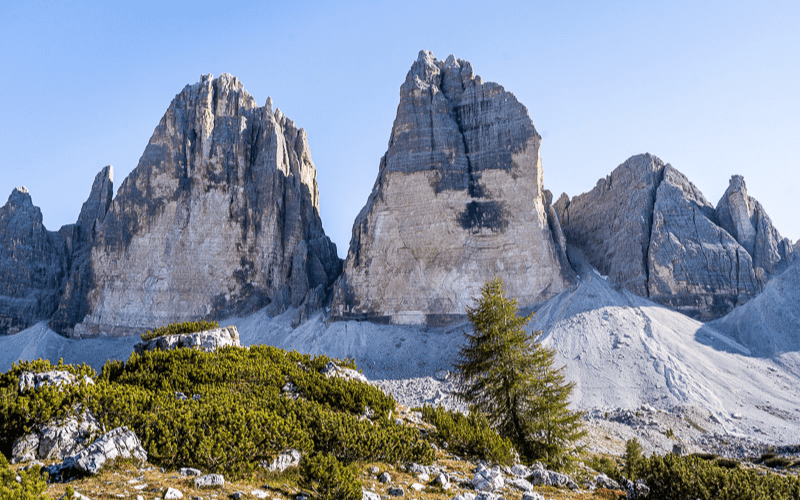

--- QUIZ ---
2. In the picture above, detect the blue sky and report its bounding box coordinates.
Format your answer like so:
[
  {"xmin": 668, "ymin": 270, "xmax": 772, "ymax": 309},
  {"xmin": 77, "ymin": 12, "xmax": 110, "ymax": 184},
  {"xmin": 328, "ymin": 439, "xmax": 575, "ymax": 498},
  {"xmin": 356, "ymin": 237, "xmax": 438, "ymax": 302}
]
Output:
[{"xmin": 2, "ymin": 1, "xmax": 798, "ymax": 257}]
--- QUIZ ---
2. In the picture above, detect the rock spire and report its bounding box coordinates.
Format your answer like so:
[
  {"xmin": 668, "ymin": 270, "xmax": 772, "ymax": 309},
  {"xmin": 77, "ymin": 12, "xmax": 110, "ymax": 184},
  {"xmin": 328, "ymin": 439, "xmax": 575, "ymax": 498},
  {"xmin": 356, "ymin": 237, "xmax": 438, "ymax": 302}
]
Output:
[{"xmin": 330, "ymin": 51, "xmax": 575, "ymax": 325}]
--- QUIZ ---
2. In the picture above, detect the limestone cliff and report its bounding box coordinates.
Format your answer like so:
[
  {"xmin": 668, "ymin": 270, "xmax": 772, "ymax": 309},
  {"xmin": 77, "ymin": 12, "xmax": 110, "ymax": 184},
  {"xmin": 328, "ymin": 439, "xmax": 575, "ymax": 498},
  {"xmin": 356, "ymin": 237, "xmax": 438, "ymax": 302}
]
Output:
[
  {"xmin": 0, "ymin": 188, "xmax": 66, "ymax": 334},
  {"xmin": 50, "ymin": 166, "xmax": 114, "ymax": 333},
  {"xmin": 647, "ymin": 166, "xmax": 760, "ymax": 319},
  {"xmin": 330, "ymin": 51, "xmax": 576, "ymax": 325},
  {"xmin": 560, "ymin": 154, "xmax": 793, "ymax": 320},
  {"xmin": 53, "ymin": 74, "xmax": 341, "ymax": 337},
  {"xmin": 715, "ymin": 175, "xmax": 794, "ymax": 278}
]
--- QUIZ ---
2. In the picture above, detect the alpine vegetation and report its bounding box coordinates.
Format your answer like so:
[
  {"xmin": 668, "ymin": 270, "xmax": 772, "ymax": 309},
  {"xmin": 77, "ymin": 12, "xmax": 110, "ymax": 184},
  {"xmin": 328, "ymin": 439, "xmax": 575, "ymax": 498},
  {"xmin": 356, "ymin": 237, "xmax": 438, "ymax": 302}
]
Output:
[{"xmin": 453, "ymin": 278, "xmax": 585, "ymax": 468}]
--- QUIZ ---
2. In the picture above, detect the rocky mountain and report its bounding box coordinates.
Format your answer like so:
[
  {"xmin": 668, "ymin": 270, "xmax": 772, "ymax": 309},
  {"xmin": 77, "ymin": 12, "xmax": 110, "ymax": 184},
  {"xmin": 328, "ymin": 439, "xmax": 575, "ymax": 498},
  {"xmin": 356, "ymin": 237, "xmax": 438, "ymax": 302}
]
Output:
[
  {"xmin": 52, "ymin": 74, "xmax": 341, "ymax": 337},
  {"xmin": 557, "ymin": 154, "xmax": 794, "ymax": 320},
  {"xmin": 330, "ymin": 50, "xmax": 575, "ymax": 325},
  {"xmin": 0, "ymin": 188, "xmax": 66, "ymax": 334}
]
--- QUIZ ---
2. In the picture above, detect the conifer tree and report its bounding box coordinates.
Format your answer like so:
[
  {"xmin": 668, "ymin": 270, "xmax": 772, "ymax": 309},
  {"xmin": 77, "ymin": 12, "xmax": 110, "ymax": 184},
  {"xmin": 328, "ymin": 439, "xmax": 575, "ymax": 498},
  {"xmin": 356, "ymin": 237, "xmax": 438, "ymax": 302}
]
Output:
[{"xmin": 453, "ymin": 278, "xmax": 585, "ymax": 468}]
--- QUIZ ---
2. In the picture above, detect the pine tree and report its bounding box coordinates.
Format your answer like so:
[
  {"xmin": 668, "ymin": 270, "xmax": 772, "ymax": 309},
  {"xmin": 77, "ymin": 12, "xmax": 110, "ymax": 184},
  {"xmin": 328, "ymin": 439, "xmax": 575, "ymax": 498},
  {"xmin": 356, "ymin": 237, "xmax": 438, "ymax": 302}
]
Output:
[{"xmin": 453, "ymin": 278, "xmax": 585, "ymax": 468}]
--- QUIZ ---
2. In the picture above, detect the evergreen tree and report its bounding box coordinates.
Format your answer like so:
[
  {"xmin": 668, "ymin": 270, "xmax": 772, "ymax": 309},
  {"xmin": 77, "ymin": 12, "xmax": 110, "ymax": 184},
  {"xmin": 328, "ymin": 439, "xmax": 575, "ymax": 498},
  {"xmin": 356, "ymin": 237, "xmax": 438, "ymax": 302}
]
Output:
[{"xmin": 453, "ymin": 278, "xmax": 585, "ymax": 468}]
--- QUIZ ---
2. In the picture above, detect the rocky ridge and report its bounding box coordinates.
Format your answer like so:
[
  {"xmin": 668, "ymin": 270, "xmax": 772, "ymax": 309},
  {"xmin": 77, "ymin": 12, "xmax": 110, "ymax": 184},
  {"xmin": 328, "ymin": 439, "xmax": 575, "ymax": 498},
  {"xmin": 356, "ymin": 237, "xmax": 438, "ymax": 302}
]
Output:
[
  {"xmin": 557, "ymin": 154, "xmax": 794, "ymax": 320},
  {"xmin": 331, "ymin": 50, "xmax": 575, "ymax": 325},
  {"xmin": 0, "ymin": 187, "xmax": 66, "ymax": 334}
]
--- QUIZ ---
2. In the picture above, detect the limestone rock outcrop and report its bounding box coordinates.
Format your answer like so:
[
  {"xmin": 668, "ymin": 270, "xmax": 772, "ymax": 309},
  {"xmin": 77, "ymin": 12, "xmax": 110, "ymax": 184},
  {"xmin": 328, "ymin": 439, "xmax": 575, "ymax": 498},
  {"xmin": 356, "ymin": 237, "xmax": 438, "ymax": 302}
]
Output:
[
  {"xmin": 134, "ymin": 325, "xmax": 241, "ymax": 354},
  {"xmin": 0, "ymin": 187, "xmax": 66, "ymax": 334},
  {"xmin": 559, "ymin": 154, "xmax": 664, "ymax": 296},
  {"xmin": 53, "ymin": 74, "xmax": 341, "ymax": 337},
  {"xmin": 50, "ymin": 166, "xmax": 114, "ymax": 334},
  {"xmin": 331, "ymin": 51, "xmax": 575, "ymax": 325},
  {"xmin": 715, "ymin": 175, "xmax": 794, "ymax": 277},
  {"xmin": 647, "ymin": 166, "xmax": 761, "ymax": 318},
  {"xmin": 47, "ymin": 426, "xmax": 147, "ymax": 478},
  {"xmin": 559, "ymin": 154, "xmax": 793, "ymax": 320}
]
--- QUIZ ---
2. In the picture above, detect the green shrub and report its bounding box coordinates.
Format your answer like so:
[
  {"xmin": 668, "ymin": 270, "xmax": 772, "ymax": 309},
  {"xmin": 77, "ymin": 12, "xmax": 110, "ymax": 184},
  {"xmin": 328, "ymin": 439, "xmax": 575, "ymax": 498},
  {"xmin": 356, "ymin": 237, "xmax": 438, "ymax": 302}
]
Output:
[
  {"xmin": 0, "ymin": 359, "xmax": 95, "ymax": 458},
  {"xmin": 714, "ymin": 458, "xmax": 740, "ymax": 470},
  {"xmin": 623, "ymin": 438, "xmax": 643, "ymax": 480},
  {"xmin": 0, "ymin": 453, "xmax": 48, "ymax": 500},
  {"xmin": 640, "ymin": 453, "xmax": 800, "ymax": 499},
  {"xmin": 691, "ymin": 452, "xmax": 719, "ymax": 461},
  {"xmin": 762, "ymin": 456, "xmax": 794, "ymax": 468},
  {"xmin": 421, "ymin": 405, "xmax": 515, "ymax": 465},
  {"xmin": 299, "ymin": 453, "xmax": 362, "ymax": 500},
  {"xmin": 587, "ymin": 455, "xmax": 620, "ymax": 482},
  {"xmin": 140, "ymin": 320, "xmax": 220, "ymax": 341}
]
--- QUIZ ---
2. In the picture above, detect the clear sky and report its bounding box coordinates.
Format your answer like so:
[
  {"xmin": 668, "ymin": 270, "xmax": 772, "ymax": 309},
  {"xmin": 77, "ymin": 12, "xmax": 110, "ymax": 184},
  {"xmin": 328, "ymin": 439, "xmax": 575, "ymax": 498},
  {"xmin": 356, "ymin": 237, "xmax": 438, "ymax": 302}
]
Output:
[{"xmin": 2, "ymin": 1, "xmax": 798, "ymax": 257}]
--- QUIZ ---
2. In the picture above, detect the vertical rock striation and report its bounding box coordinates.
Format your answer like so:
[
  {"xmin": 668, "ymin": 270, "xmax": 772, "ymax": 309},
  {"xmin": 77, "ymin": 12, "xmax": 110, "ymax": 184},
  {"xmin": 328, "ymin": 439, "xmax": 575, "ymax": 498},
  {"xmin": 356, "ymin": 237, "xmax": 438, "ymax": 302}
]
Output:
[
  {"xmin": 646, "ymin": 166, "xmax": 760, "ymax": 319},
  {"xmin": 330, "ymin": 51, "xmax": 575, "ymax": 325},
  {"xmin": 52, "ymin": 74, "xmax": 340, "ymax": 337},
  {"xmin": 50, "ymin": 166, "xmax": 114, "ymax": 334},
  {"xmin": 0, "ymin": 188, "xmax": 66, "ymax": 334},
  {"xmin": 560, "ymin": 154, "xmax": 794, "ymax": 320},
  {"xmin": 559, "ymin": 154, "xmax": 664, "ymax": 296},
  {"xmin": 715, "ymin": 175, "xmax": 794, "ymax": 278}
]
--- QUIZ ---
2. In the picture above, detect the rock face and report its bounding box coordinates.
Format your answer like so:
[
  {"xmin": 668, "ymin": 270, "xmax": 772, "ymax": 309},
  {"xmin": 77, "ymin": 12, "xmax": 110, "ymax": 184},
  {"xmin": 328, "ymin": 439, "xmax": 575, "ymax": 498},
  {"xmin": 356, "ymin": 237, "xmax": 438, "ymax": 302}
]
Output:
[
  {"xmin": 48, "ymin": 426, "xmax": 147, "ymax": 477},
  {"xmin": 647, "ymin": 166, "xmax": 761, "ymax": 319},
  {"xmin": 715, "ymin": 175, "xmax": 794, "ymax": 277},
  {"xmin": 50, "ymin": 166, "xmax": 114, "ymax": 334},
  {"xmin": 53, "ymin": 74, "xmax": 341, "ymax": 337},
  {"xmin": 0, "ymin": 187, "xmax": 66, "ymax": 334},
  {"xmin": 559, "ymin": 154, "xmax": 793, "ymax": 320},
  {"xmin": 331, "ymin": 51, "xmax": 575, "ymax": 325},
  {"xmin": 134, "ymin": 325, "xmax": 241, "ymax": 354},
  {"xmin": 12, "ymin": 409, "xmax": 101, "ymax": 463}
]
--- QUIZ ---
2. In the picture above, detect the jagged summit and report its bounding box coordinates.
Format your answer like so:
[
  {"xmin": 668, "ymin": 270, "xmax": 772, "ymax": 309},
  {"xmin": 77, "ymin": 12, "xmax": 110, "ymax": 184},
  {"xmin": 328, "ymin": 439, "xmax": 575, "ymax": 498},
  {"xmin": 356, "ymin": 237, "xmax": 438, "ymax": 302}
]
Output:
[
  {"xmin": 558, "ymin": 154, "xmax": 794, "ymax": 320},
  {"xmin": 331, "ymin": 51, "xmax": 575, "ymax": 325},
  {"xmin": 0, "ymin": 186, "xmax": 65, "ymax": 334},
  {"xmin": 50, "ymin": 73, "xmax": 341, "ymax": 337}
]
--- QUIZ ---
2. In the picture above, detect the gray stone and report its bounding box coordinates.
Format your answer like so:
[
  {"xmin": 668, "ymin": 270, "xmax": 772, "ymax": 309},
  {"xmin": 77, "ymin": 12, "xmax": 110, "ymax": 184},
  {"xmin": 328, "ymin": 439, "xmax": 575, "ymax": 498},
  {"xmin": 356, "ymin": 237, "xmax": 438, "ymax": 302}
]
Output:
[
  {"xmin": 595, "ymin": 473, "xmax": 620, "ymax": 490},
  {"xmin": 0, "ymin": 187, "xmax": 66, "ymax": 335},
  {"xmin": 49, "ymin": 426, "xmax": 146, "ymax": 477},
  {"xmin": 52, "ymin": 74, "xmax": 341, "ymax": 337},
  {"xmin": 165, "ymin": 488, "xmax": 184, "ymax": 499},
  {"xmin": 379, "ymin": 472, "xmax": 392, "ymax": 484},
  {"xmin": 50, "ymin": 166, "xmax": 114, "ymax": 334},
  {"xmin": 716, "ymin": 175, "xmax": 794, "ymax": 277},
  {"xmin": 267, "ymin": 449, "xmax": 301, "ymax": 472},
  {"xmin": 18, "ymin": 370, "xmax": 93, "ymax": 392},
  {"xmin": 35, "ymin": 409, "xmax": 101, "ymax": 460},
  {"xmin": 528, "ymin": 463, "xmax": 573, "ymax": 488},
  {"xmin": 195, "ymin": 474, "xmax": 225, "ymax": 488},
  {"xmin": 321, "ymin": 361, "xmax": 368, "ymax": 383},
  {"xmin": 11, "ymin": 433, "xmax": 40, "ymax": 463},
  {"xmin": 134, "ymin": 326, "xmax": 242, "ymax": 354},
  {"xmin": 471, "ymin": 465, "xmax": 504, "ymax": 492},
  {"xmin": 331, "ymin": 51, "xmax": 575, "ymax": 326},
  {"xmin": 250, "ymin": 490, "xmax": 269, "ymax": 499},
  {"xmin": 505, "ymin": 477, "xmax": 532, "ymax": 491},
  {"xmin": 362, "ymin": 491, "xmax": 381, "ymax": 500},
  {"xmin": 521, "ymin": 493, "xmax": 544, "ymax": 500},
  {"xmin": 179, "ymin": 467, "xmax": 202, "ymax": 476},
  {"xmin": 647, "ymin": 166, "xmax": 761, "ymax": 319},
  {"xmin": 387, "ymin": 487, "xmax": 405, "ymax": 497},
  {"xmin": 433, "ymin": 473, "xmax": 451, "ymax": 490}
]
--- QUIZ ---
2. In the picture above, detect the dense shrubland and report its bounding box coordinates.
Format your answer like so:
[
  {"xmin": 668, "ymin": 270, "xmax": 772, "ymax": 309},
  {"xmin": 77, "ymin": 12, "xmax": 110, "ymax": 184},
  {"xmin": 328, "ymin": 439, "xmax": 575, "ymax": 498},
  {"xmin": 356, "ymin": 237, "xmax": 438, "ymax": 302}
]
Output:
[
  {"xmin": 139, "ymin": 320, "xmax": 220, "ymax": 341},
  {"xmin": 1, "ymin": 345, "xmax": 432, "ymax": 479}
]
